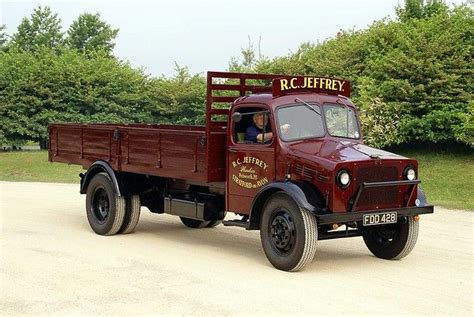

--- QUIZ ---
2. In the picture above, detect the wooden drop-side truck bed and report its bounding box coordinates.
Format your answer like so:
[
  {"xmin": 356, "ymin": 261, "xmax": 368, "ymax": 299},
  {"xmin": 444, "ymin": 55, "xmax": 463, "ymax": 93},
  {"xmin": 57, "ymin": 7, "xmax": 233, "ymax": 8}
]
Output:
[{"xmin": 49, "ymin": 123, "xmax": 225, "ymax": 184}]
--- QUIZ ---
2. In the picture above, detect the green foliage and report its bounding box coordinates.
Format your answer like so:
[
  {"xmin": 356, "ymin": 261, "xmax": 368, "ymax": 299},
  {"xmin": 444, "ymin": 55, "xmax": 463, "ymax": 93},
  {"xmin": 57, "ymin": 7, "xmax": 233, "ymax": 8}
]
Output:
[
  {"xmin": 229, "ymin": 36, "xmax": 267, "ymax": 73},
  {"xmin": 452, "ymin": 100, "xmax": 474, "ymax": 145},
  {"xmin": 252, "ymin": 2, "xmax": 473, "ymax": 148},
  {"xmin": 0, "ymin": 0, "xmax": 472, "ymax": 151},
  {"xmin": 0, "ymin": 25, "xmax": 7, "ymax": 48},
  {"xmin": 67, "ymin": 13, "xmax": 119, "ymax": 55},
  {"xmin": 11, "ymin": 6, "xmax": 64, "ymax": 52},
  {"xmin": 0, "ymin": 6, "xmax": 209, "ymax": 147},
  {"xmin": 150, "ymin": 64, "xmax": 206, "ymax": 125},
  {"xmin": 396, "ymin": 0, "xmax": 448, "ymax": 22},
  {"xmin": 360, "ymin": 98, "xmax": 404, "ymax": 148},
  {"xmin": 0, "ymin": 48, "xmax": 156, "ymax": 148}
]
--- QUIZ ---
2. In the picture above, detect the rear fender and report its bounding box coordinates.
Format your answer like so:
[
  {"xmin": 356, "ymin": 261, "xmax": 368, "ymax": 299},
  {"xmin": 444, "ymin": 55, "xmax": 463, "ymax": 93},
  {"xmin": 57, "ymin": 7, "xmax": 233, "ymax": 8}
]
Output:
[
  {"xmin": 80, "ymin": 160, "xmax": 122, "ymax": 196},
  {"xmin": 248, "ymin": 181, "xmax": 324, "ymax": 230}
]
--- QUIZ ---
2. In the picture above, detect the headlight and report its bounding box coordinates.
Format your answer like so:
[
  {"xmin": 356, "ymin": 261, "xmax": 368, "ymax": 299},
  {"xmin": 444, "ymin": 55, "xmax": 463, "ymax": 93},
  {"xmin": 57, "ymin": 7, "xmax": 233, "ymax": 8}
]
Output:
[
  {"xmin": 336, "ymin": 170, "xmax": 351, "ymax": 188},
  {"xmin": 404, "ymin": 167, "xmax": 416, "ymax": 180}
]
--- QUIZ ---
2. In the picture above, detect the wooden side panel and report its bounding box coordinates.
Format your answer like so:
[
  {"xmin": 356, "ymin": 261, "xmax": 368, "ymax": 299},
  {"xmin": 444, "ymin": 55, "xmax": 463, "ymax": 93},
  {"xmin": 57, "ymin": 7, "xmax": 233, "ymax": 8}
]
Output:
[
  {"xmin": 49, "ymin": 123, "xmax": 217, "ymax": 184},
  {"xmin": 56, "ymin": 127, "xmax": 81, "ymax": 155},
  {"xmin": 83, "ymin": 128, "xmax": 116, "ymax": 166},
  {"xmin": 120, "ymin": 128, "xmax": 208, "ymax": 182}
]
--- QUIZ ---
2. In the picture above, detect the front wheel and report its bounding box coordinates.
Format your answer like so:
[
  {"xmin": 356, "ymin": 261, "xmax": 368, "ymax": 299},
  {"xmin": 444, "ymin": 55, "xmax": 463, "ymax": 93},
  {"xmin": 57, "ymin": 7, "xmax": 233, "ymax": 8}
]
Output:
[
  {"xmin": 260, "ymin": 192, "xmax": 318, "ymax": 272},
  {"xmin": 363, "ymin": 216, "xmax": 419, "ymax": 260}
]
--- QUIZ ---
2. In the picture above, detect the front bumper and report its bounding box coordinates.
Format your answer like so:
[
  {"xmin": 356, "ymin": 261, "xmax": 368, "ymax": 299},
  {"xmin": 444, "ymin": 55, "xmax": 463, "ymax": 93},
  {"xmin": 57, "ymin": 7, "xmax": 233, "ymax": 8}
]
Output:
[{"xmin": 316, "ymin": 205, "xmax": 434, "ymax": 225}]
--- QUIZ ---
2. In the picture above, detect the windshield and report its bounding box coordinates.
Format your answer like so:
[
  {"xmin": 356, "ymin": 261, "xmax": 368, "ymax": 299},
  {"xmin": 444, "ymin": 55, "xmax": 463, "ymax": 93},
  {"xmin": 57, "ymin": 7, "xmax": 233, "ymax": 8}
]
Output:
[
  {"xmin": 277, "ymin": 104, "xmax": 325, "ymax": 141},
  {"xmin": 323, "ymin": 104, "xmax": 360, "ymax": 139}
]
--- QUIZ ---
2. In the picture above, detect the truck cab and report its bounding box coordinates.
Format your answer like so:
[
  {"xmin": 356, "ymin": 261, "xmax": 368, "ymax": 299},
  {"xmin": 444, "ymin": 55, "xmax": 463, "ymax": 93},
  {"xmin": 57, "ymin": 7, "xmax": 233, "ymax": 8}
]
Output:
[
  {"xmin": 215, "ymin": 73, "xmax": 433, "ymax": 270},
  {"xmin": 49, "ymin": 71, "xmax": 434, "ymax": 272}
]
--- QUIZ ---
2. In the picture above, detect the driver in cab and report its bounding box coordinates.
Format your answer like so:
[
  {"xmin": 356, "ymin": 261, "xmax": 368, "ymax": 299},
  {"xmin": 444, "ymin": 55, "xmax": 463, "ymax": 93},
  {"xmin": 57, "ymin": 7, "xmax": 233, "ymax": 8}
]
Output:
[{"xmin": 245, "ymin": 112, "xmax": 273, "ymax": 143}]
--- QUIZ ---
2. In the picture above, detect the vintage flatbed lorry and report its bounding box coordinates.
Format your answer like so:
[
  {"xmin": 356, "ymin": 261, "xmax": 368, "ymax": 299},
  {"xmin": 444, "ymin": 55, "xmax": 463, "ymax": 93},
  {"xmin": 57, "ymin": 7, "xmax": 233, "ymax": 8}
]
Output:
[{"xmin": 49, "ymin": 71, "xmax": 434, "ymax": 271}]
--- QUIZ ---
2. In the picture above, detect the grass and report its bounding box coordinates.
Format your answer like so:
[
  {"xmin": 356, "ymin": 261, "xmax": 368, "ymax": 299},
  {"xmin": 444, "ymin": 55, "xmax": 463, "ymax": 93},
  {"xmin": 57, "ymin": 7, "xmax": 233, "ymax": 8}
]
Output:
[
  {"xmin": 0, "ymin": 149, "xmax": 472, "ymax": 210},
  {"xmin": 0, "ymin": 151, "xmax": 84, "ymax": 183},
  {"xmin": 397, "ymin": 149, "xmax": 473, "ymax": 211}
]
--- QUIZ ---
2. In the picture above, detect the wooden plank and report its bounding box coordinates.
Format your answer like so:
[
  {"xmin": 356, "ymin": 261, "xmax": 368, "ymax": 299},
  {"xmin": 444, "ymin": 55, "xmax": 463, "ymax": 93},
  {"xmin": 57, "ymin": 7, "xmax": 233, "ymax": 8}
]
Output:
[
  {"xmin": 209, "ymin": 109, "xmax": 229, "ymax": 115},
  {"xmin": 211, "ymin": 96, "xmax": 238, "ymax": 103}
]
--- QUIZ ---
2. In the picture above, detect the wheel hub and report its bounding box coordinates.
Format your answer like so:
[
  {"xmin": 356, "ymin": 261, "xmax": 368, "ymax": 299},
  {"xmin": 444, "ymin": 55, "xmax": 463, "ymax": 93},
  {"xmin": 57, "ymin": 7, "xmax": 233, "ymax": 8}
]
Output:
[
  {"xmin": 270, "ymin": 211, "xmax": 296, "ymax": 253},
  {"xmin": 92, "ymin": 188, "xmax": 109, "ymax": 223}
]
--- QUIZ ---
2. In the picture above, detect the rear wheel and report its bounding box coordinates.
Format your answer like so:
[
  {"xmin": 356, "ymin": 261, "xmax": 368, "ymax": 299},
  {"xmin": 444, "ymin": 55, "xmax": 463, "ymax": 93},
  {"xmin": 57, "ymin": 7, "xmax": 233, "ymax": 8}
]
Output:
[
  {"xmin": 260, "ymin": 192, "xmax": 318, "ymax": 272},
  {"xmin": 86, "ymin": 173, "xmax": 125, "ymax": 236},
  {"xmin": 119, "ymin": 195, "xmax": 141, "ymax": 234},
  {"xmin": 363, "ymin": 216, "xmax": 419, "ymax": 260}
]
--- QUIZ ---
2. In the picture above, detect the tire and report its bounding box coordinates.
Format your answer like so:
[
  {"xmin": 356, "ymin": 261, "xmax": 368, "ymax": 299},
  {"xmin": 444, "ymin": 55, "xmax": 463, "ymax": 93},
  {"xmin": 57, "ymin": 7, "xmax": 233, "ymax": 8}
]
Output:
[
  {"xmin": 363, "ymin": 216, "xmax": 419, "ymax": 260},
  {"xmin": 85, "ymin": 173, "xmax": 125, "ymax": 236},
  {"xmin": 119, "ymin": 195, "xmax": 141, "ymax": 234},
  {"xmin": 260, "ymin": 192, "xmax": 318, "ymax": 272},
  {"xmin": 179, "ymin": 217, "xmax": 210, "ymax": 228}
]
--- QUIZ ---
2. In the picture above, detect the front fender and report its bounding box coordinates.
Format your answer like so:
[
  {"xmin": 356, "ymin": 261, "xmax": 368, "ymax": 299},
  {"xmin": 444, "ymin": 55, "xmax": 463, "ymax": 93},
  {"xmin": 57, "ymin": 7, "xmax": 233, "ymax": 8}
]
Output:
[
  {"xmin": 248, "ymin": 181, "xmax": 324, "ymax": 230},
  {"xmin": 416, "ymin": 187, "xmax": 428, "ymax": 207}
]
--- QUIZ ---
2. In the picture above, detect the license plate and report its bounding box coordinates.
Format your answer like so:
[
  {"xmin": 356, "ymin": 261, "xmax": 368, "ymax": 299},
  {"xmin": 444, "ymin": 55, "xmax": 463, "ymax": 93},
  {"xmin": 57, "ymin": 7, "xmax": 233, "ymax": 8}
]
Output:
[{"xmin": 363, "ymin": 212, "xmax": 398, "ymax": 226}]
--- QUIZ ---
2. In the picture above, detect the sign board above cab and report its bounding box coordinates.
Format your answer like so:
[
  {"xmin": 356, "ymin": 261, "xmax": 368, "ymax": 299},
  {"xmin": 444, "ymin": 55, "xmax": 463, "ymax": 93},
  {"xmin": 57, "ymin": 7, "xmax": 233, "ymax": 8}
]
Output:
[{"xmin": 272, "ymin": 76, "xmax": 351, "ymax": 98}]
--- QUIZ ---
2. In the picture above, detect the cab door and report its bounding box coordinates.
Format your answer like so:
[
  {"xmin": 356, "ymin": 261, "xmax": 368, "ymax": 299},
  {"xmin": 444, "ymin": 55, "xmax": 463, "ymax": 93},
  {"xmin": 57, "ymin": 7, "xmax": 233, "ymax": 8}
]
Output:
[{"xmin": 226, "ymin": 106, "xmax": 276, "ymax": 214}]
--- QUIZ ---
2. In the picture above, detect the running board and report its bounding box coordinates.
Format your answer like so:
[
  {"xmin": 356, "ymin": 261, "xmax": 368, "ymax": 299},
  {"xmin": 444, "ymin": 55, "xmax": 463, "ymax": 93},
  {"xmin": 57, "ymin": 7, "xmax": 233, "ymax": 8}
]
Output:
[{"xmin": 222, "ymin": 219, "xmax": 249, "ymax": 229}]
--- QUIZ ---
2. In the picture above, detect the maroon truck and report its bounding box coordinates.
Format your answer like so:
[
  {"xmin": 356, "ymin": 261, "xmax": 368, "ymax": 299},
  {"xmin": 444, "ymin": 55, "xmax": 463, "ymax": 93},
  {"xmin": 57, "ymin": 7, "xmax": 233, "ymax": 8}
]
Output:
[{"xmin": 49, "ymin": 71, "xmax": 433, "ymax": 271}]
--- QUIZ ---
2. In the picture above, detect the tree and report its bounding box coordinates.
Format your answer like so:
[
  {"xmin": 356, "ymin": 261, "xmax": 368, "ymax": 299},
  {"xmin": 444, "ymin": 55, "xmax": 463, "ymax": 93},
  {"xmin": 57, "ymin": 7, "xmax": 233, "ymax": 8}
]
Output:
[
  {"xmin": 150, "ymin": 64, "xmax": 206, "ymax": 125},
  {"xmin": 0, "ymin": 48, "xmax": 157, "ymax": 148},
  {"xmin": 67, "ymin": 13, "xmax": 119, "ymax": 55},
  {"xmin": 396, "ymin": 0, "xmax": 448, "ymax": 22},
  {"xmin": 253, "ymin": 2, "xmax": 473, "ymax": 148},
  {"xmin": 0, "ymin": 25, "xmax": 8, "ymax": 48},
  {"xmin": 11, "ymin": 6, "xmax": 64, "ymax": 52},
  {"xmin": 229, "ymin": 36, "xmax": 265, "ymax": 73}
]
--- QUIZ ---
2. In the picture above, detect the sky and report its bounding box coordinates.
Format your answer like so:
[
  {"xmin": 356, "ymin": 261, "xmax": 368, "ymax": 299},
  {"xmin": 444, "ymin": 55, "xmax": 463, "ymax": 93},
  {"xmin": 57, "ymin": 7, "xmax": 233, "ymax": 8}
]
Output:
[{"xmin": 0, "ymin": 0, "xmax": 468, "ymax": 77}]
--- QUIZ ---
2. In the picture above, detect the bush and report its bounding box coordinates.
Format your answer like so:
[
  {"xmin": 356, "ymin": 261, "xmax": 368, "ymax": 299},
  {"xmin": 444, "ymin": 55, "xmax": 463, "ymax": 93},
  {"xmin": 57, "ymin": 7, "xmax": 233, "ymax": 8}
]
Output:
[
  {"xmin": 252, "ymin": 3, "xmax": 473, "ymax": 148},
  {"xmin": 0, "ymin": 48, "xmax": 156, "ymax": 148},
  {"xmin": 150, "ymin": 65, "xmax": 206, "ymax": 125}
]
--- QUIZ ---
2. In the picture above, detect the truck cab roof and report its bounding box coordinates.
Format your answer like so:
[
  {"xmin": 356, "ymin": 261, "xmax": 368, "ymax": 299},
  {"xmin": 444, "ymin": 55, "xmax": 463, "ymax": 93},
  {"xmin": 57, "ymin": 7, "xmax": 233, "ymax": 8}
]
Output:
[{"xmin": 235, "ymin": 93, "xmax": 356, "ymax": 110}]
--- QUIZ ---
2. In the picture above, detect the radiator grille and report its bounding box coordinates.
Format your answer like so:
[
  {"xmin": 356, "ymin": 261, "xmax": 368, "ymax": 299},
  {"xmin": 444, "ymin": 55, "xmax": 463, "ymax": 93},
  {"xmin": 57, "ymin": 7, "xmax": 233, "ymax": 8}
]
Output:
[
  {"xmin": 293, "ymin": 163, "xmax": 329, "ymax": 183},
  {"xmin": 354, "ymin": 166, "xmax": 400, "ymax": 210}
]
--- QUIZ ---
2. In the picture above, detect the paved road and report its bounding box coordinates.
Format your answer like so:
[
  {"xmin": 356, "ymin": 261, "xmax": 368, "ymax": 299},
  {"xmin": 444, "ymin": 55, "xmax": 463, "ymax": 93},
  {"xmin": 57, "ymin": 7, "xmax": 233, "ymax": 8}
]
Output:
[{"xmin": 1, "ymin": 181, "xmax": 473, "ymax": 315}]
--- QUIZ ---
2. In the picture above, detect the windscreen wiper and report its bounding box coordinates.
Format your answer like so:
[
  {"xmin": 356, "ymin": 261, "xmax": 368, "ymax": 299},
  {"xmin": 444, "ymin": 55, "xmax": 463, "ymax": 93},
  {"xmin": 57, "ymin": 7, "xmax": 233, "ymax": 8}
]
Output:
[{"xmin": 295, "ymin": 97, "xmax": 321, "ymax": 116}]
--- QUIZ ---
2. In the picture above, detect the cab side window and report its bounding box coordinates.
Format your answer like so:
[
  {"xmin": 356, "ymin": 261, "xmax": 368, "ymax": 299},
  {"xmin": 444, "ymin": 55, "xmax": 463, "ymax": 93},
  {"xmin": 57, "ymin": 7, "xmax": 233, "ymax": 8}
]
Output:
[{"xmin": 233, "ymin": 107, "xmax": 273, "ymax": 144}]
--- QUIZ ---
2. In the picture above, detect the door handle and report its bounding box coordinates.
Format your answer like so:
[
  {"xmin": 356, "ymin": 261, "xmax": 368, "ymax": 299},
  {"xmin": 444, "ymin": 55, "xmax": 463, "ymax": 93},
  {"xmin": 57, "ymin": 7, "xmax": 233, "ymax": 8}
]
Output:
[{"xmin": 229, "ymin": 148, "xmax": 237, "ymax": 153}]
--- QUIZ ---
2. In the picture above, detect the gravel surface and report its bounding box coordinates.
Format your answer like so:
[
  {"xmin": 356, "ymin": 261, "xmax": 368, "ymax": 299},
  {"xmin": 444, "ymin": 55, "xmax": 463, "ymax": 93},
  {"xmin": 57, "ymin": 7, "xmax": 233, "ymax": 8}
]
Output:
[{"xmin": 1, "ymin": 181, "xmax": 473, "ymax": 315}]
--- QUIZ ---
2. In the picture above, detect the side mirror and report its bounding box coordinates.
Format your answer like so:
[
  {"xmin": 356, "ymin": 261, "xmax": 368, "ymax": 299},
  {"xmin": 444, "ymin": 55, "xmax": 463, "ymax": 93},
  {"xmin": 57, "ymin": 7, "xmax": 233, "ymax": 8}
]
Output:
[{"xmin": 232, "ymin": 112, "xmax": 242, "ymax": 123}]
